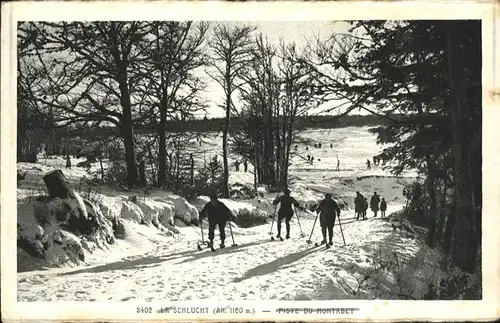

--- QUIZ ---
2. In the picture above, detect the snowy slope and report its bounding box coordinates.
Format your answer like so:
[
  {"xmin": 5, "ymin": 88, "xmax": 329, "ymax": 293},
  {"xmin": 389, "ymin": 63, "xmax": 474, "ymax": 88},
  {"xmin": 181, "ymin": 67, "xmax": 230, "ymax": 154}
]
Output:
[
  {"xmin": 17, "ymin": 205, "xmax": 445, "ymax": 301},
  {"xmin": 18, "ymin": 126, "xmax": 459, "ymax": 301}
]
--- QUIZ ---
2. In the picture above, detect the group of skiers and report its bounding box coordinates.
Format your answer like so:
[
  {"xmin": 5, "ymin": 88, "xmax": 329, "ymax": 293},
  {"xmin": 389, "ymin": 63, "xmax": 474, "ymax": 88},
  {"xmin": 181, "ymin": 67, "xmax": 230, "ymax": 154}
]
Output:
[
  {"xmin": 198, "ymin": 188, "xmax": 345, "ymax": 250},
  {"xmin": 367, "ymin": 155, "xmax": 384, "ymax": 170},
  {"xmin": 354, "ymin": 191, "xmax": 387, "ymax": 220}
]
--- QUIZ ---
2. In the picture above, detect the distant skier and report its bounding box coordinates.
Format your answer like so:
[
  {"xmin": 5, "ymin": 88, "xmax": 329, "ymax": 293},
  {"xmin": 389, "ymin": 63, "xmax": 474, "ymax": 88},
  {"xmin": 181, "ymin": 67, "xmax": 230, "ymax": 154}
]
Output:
[
  {"xmin": 373, "ymin": 156, "xmax": 377, "ymax": 167},
  {"xmin": 366, "ymin": 159, "xmax": 371, "ymax": 170},
  {"xmin": 295, "ymin": 145, "xmax": 298, "ymax": 150},
  {"xmin": 306, "ymin": 146, "xmax": 309, "ymax": 151},
  {"xmin": 243, "ymin": 159, "xmax": 248, "ymax": 172},
  {"xmin": 370, "ymin": 192, "xmax": 380, "ymax": 217},
  {"xmin": 235, "ymin": 160, "xmax": 240, "ymax": 172},
  {"xmin": 330, "ymin": 143, "xmax": 333, "ymax": 149},
  {"xmin": 310, "ymin": 156, "xmax": 315, "ymax": 165},
  {"xmin": 354, "ymin": 191, "xmax": 364, "ymax": 220},
  {"xmin": 65, "ymin": 155, "xmax": 71, "ymax": 169},
  {"xmin": 272, "ymin": 188, "xmax": 305, "ymax": 240},
  {"xmin": 199, "ymin": 192, "xmax": 235, "ymax": 250},
  {"xmin": 336, "ymin": 156, "xmax": 340, "ymax": 171},
  {"xmin": 318, "ymin": 143, "xmax": 322, "ymax": 149},
  {"xmin": 316, "ymin": 193, "xmax": 340, "ymax": 247},
  {"xmin": 314, "ymin": 143, "xmax": 317, "ymax": 148},
  {"xmin": 380, "ymin": 198, "xmax": 387, "ymax": 218},
  {"xmin": 307, "ymin": 154, "xmax": 311, "ymax": 162}
]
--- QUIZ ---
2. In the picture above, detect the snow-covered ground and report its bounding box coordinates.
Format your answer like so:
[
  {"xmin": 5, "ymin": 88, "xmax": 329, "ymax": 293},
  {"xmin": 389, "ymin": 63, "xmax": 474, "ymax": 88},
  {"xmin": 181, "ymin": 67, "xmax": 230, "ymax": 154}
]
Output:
[{"xmin": 17, "ymin": 126, "xmax": 466, "ymax": 301}]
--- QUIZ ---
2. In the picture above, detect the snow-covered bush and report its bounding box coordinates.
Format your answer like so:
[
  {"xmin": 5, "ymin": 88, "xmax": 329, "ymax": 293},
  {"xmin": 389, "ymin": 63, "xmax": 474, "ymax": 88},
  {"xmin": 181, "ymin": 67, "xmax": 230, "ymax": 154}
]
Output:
[{"xmin": 233, "ymin": 208, "xmax": 268, "ymax": 228}]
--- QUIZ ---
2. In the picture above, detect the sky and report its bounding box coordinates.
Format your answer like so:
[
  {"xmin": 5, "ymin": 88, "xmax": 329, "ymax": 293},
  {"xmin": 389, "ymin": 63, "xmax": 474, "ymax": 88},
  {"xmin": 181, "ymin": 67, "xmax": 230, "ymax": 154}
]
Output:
[{"xmin": 201, "ymin": 21, "xmax": 352, "ymax": 119}]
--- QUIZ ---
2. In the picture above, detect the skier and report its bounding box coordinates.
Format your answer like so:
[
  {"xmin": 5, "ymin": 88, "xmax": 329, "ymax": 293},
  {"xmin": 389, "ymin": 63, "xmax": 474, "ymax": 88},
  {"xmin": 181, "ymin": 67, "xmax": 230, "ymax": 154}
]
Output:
[
  {"xmin": 363, "ymin": 197, "xmax": 369, "ymax": 219},
  {"xmin": 380, "ymin": 198, "xmax": 387, "ymax": 218},
  {"xmin": 307, "ymin": 154, "xmax": 311, "ymax": 162},
  {"xmin": 316, "ymin": 193, "xmax": 340, "ymax": 247},
  {"xmin": 330, "ymin": 143, "xmax": 333, "ymax": 149},
  {"xmin": 199, "ymin": 192, "xmax": 235, "ymax": 250},
  {"xmin": 235, "ymin": 160, "xmax": 240, "ymax": 172},
  {"xmin": 306, "ymin": 146, "xmax": 309, "ymax": 151},
  {"xmin": 318, "ymin": 143, "xmax": 322, "ymax": 149},
  {"xmin": 310, "ymin": 156, "xmax": 314, "ymax": 165},
  {"xmin": 366, "ymin": 159, "xmax": 371, "ymax": 170},
  {"xmin": 370, "ymin": 192, "xmax": 380, "ymax": 217},
  {"xmin": 336, "ymin": 155, "xmax": 340, "ymax": 171},
  {"xmin": 272, "ymin": 189, "xmax": 305, "ymax": 240},
  {"xmin": 243, "ymin": 159, "xmax": 248, "ymax": 172},
  {"xmin": 65, "ymin": 155, "xmax": 71, "ymax": 169},
  {"xmin": 295, "ymin": 145, "xmax": 298, "ymax": 150},
  {"xmin": 373, "ymin": 156, "xmax": 377, "ymax": 167},
  {"xmin": 354, "ymin": 191, "xmax": 364, "ymax": 220},
  {"xmin": 314, "ymin": 143, "xmax": 317, "ymax": 148}
]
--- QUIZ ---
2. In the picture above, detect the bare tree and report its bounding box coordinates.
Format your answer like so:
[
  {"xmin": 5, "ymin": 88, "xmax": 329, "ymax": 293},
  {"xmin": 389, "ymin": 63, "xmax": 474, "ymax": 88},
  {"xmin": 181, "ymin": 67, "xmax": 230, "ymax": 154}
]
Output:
[
  {"xmin": 208, "ymin": 23, "xmax": 256, "ymax": 198},
  {"xmin": 138, "ymin": 21, "xmax": 209, "ymax": 188},
  {"xmin": 18, "ymin": 22, "xmax": 156, "ymax": 189}
]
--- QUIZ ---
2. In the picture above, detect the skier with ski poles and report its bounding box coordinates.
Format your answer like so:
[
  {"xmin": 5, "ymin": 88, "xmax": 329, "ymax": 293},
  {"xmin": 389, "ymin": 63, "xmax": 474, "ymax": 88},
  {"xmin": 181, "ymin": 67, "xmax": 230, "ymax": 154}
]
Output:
[
  {"xmin": 272, "ymin": 188, "xmax": 306, "ymax": 241},
  {"xmin": 199, "ymin": 191, "xmax": 236, "ymax": 251},
  {"xmin": 316, "ymin": 193, "xmax": 341, "ymax": 248}
]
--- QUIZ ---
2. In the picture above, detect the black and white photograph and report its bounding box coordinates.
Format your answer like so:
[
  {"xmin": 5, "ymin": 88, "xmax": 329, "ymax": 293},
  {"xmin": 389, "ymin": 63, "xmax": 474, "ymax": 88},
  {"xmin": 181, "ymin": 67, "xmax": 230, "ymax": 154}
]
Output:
[{"xmin": 2, "ymin": 1, "xmax": 499, "ymax": 322}]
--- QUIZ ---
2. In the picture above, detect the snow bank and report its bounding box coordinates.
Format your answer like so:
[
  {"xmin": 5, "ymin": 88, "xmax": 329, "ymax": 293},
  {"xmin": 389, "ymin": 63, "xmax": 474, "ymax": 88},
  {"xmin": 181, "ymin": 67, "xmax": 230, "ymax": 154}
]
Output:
[{"xmin": 17, "ymin": 192, "xmax": 114, "ymax": 272}]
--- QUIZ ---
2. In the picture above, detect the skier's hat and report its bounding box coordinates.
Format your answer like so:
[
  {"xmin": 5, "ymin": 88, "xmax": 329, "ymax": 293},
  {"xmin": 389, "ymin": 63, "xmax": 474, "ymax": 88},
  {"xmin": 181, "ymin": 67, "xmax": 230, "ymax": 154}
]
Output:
[{"xmin": 283, "ymin": 188, "xmax": 291, "ymax": 195}]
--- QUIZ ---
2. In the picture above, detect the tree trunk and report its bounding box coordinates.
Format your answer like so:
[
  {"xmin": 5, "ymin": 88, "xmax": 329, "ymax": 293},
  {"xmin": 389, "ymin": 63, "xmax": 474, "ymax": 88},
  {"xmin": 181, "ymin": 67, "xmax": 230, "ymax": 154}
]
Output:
[
  {"xmin": 222, "ymin": 93, "xmax": 230, "ymax": 198},
  {"xmin": 121, "ymin": 117, "xmax": 138, "ymax": 189},
  {"xmin": 435, "ymin": 176, "xmax": 448, "ymax": 243},
  {"xmin": 425, "ymin": 154, "xmax": 438, "ymax": 247},
  {"xmin": 158, "ymin": 106, "xmax": 167, "ymax": 188},
  {"xmin": 447, "ymin": 25, "xmax": 478, "ymax": 273}
]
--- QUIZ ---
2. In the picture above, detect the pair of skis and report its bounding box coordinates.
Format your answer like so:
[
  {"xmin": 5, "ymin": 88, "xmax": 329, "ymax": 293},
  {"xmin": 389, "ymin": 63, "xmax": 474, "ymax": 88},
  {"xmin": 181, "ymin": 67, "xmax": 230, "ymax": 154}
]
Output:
[
  {"xmin": 197, "ymin": 219, "xmax": 238, "ymax": 252},
  {"xmin": 305, "ymin": 209, "xmax": 346, "ymax": 247}
]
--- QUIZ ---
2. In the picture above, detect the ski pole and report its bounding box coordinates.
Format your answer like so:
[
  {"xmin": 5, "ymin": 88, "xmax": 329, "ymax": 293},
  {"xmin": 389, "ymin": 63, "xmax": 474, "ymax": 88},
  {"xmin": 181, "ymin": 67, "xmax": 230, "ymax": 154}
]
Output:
[
  {"xmin": 197, "ymin": 220, "xmax": 204, "ymax": 251},
  {"xmin": 306, "ymin": 211, "xmax": 319, "ymax": 244},
  {"xmin": 269, "ymin": 193, "xmax": 280, "ymax": 239},
  {"xmin": 228, "ymin": 220, "xmax": 238, "ymax": 247},
  {"xmin": 295, "ymin": 207, "xmax": 305, "ymax": 237},
  {"xmin": 337, "ymin": 211, "xmax": 346, "ymax": 246}
]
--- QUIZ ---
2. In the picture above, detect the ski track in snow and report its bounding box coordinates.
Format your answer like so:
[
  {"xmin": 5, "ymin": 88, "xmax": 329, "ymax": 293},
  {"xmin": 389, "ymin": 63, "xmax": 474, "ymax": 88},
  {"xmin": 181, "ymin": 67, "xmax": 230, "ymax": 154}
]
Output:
[{"xmin": 18, "ymin": 206, "xmax": 415, "ymax": 302}]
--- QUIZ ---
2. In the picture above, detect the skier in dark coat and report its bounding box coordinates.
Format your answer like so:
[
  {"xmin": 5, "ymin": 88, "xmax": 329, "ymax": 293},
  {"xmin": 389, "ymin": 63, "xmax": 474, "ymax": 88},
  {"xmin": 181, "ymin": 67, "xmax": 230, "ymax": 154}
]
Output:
[
  {"xmin": 272, "ymin": 189, "xmax": 305, "ymax": 240},
  {"xmin": 243, "ymin": 159, "xmax": 248, "ymax": 172},
  {"xmin": 199, "ymin": 192, "xmax": 235, "ymax": 249},
  {"xmin": 366, "ymin": 159, "xmax": 371, "ymax": 170},
  {"xmin": 363, "ymin": 198, "xmax": 368, "ymax": 219},
  {"xmin": 354, "ymin": 191, "xmax": 364, "ymax": 220},
  {"xmin": 380, "ymin": 198, "xmax": 387, "ymax": 218},
  {"xmin": 370, "ymin": 192, "xmax": 380, "ymax": 217},
  {"xmin": 316, "ymin": 193, "xmax": 340, "ymax": 247},
  {"xmin": 65, "ymin": 155, "xmax": 71, "ymax": 169}
]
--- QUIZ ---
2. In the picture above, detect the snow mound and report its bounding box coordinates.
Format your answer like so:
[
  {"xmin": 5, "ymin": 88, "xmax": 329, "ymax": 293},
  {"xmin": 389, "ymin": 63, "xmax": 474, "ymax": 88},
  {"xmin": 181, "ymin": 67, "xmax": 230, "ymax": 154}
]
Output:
[
  {"xmin": 17, "ymin": 193, "xmax": 115, "ymax": 272},
  {"xmin": 173, "ymin": 197, "xmax": 199, "ymax": 226}
]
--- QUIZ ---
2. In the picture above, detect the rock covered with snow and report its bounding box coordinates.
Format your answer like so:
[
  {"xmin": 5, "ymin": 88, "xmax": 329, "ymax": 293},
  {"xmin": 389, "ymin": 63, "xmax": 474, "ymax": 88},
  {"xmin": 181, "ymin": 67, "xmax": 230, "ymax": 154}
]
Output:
[
  {"xmin": 17, "ymin": 189, "xmax": 116, "ymax": 272},
  {"xmin": 173, "ymin": 197, "xmax": 199, "ymax": 226}
]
